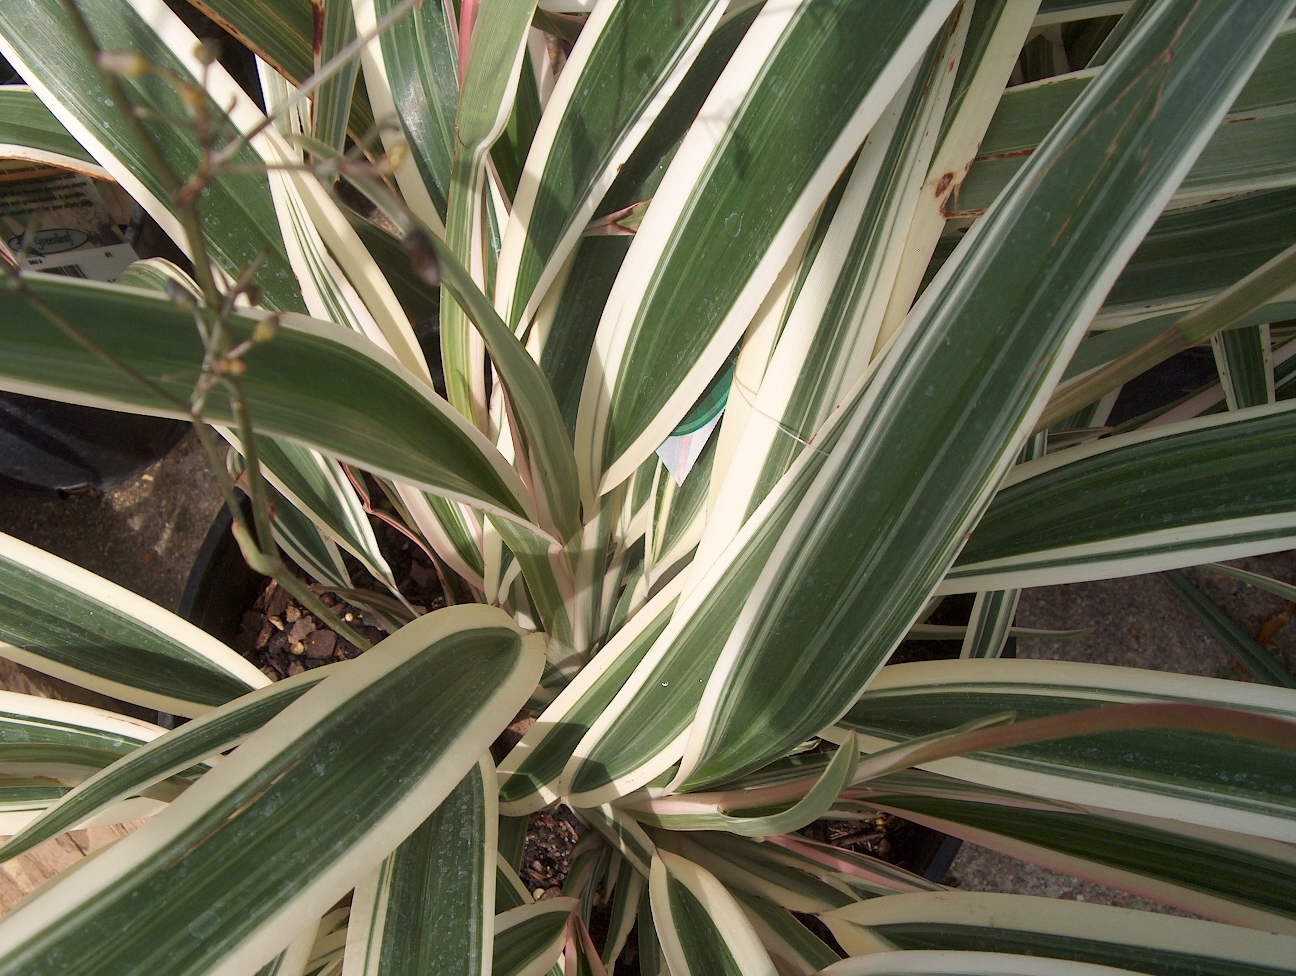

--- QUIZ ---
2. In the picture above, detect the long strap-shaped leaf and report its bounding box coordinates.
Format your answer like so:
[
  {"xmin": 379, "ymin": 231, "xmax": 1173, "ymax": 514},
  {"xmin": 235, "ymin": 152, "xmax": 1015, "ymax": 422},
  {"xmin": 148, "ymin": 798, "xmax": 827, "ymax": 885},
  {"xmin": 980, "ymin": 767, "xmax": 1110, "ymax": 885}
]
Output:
[
  {"xmin": 343, "ymin": 758, "xmax": 497, "ymax": 976},
  {"xmin": 186, "ymin": 0, "xmax": 375, "ymax": 139},
  {"xmin": 821, "ymin": 891, "xmax": 1296, "ymax": 975},
  {"xmin": 0, "ymin": 690, "xmax": 164, "ymax": 831},
  {"xmin": 493, "ymin": 899, "xmax": 577, "ymax": 976},
  {"xmin": 648, "ymin": 830, "xmax": 859, "ymax": 915},
  {"xmin": 0, "ymin": 605, "xmax": 544, "ymax": 976},
  {"xmin": 494, "ymin": 0, "xmax": 729, "ymax": 330},
  {"xmin": 692, "ymin": 29, "xmax": 963, "ymax": 568},
  {"xmin": 649, "ymin": 850, "xmax": 778, "ymax": 976},
  {"xmin": 831, "ymin": 658, "xmax": 1296, "ymax": 841},
  {"xmin": 575, "ymin": 0, "xmax": 962, "ymax": 497},
  {"xmin": 497, "ymin": 578, "xmax": 680, "ymax": 814},
  {"xmin": 0, "ymin": 531, "xmax": 267, "ymax": 717},
  {"xmin": 0, "ymin": 275, "xmax": 534, "ymax": 523},
  {"xmin": 847, "ymin": 770, "xmax": 1296, "ymax": 931},
  {"xmin": 675, "ymin": 0, "xmax": 1296, "ymax": 791},
  {"xmin": 873, "ymin": 0, "xmax": 1043, "ymax": 350},
  {"xmin": 818, "ymin": 952, "xmax": 1165, "ymax": 976},
  {"xmin": 353, "ymin": 0, "xmax": 458, "ymax": 232},
  {"xmin": 0, "ymin": 665, "xmax": 337, "ymax": 863},
  {"xmin": 440, "ymin": 0, "xmax": 537, "ymax": 428},
  {"xmin": 943, "ymin": 400, "xmax": 1296, "ymax": 592},
  {"xmin": 0, "ymin": 86, "xmax": 109, "ymax": 178},
  {"xmin": 952, "ymin": 21, "xmax": 1296, "ymax": 217}
]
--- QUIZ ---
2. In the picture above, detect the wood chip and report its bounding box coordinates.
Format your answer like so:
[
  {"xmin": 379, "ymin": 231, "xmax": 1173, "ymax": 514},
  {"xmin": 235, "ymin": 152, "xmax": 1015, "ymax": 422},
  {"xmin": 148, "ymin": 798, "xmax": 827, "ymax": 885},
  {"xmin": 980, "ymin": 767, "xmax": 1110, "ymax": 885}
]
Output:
[
  {"xmin": 288, "ymin": 660, "xmax": 305, "ymax": 676},
  {"xmin": 286, "ymin": 617, "xmax": 315, "ymax": 643},
  {"xmin": 305, "ymin": 630, "xmax": 337, "ymax": 660}
]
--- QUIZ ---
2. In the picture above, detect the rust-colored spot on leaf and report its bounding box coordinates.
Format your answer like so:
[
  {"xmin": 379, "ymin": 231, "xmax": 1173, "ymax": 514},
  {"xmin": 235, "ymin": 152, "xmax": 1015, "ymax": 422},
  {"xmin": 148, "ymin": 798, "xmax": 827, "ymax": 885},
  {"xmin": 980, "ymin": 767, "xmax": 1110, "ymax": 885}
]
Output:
[{"xmin": 934, "ymin": 172, "xmax": 955, "ymax": 197}]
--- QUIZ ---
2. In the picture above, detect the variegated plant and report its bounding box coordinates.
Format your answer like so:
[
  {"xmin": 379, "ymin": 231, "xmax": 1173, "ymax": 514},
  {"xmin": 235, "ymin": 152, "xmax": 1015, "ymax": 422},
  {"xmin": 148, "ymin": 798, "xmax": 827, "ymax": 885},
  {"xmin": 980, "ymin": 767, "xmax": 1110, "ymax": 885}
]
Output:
[{"xmin": 0, "ymin": 0, "xmax": 1295, "ymax": 974}]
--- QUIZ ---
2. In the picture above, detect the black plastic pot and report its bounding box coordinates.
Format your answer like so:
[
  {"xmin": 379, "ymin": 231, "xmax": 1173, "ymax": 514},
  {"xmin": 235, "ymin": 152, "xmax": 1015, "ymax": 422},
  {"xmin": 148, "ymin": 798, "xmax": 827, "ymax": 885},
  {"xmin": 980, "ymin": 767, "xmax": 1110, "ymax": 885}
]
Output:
[
  {"xmin": 0, "ymin": 393, "xmax": 188, "ymax": 492},
  {"xmin": 177, "ymin": 496, "xmax": 266, "ymax": 650}
]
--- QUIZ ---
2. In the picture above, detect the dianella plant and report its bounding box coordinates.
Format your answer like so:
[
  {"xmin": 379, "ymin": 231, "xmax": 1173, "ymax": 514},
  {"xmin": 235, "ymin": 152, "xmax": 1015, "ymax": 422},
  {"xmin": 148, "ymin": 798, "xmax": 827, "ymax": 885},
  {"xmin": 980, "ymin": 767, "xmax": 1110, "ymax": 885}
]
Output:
[{"xmin": 0, "ymin": 0, "xmax": 1295, "ymax": 974}]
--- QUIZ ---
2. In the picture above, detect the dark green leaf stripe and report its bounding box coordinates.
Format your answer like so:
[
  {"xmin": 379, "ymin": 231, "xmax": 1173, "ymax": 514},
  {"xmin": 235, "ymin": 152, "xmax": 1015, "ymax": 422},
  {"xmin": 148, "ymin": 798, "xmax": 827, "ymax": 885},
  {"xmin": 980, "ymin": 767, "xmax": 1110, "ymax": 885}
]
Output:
[
  {"xmin": 493, "ymin": 906, "xmax": 572, "ymax": 976},
  {"xmin": 0, "ymin": 0, "xmax": 305, "ymax": 314},
  {"xmin": 368, "ymin": 0, "xmax": 459, "ymax": 221},
  {"xmin": 952, "ymin": 405, "xmax": 1296, "ymax": 573},
  {"xmin": 356, "ymin": 765, "xmax": 492, "ymax": 976},
  {"xmin": 1162, "ymin": 569, "xmax": 1295, "ymax": 687},
  {"xmin": 592, "ymin": 0, "xmax": 955, "ymax": 480},
  {"xmin": 667, "ymin": 876, "xmax": 744, "ymax": 976},
  {"xmin": 1214, "ymin": 325, "xmax": 1273, "ymax": 409},
  {"xmin": 0, "ymin": 608, "xmax": 541, "ymax": 976},
  {"xmin": 869, "ymin": 923, "xmax": 1290, "ymax": 976},
  {"xmin": 500, "ymin": 0, "xmax": 726, "ymax": 327},
  {"xmin": 0, "ymin": 87, "xmax": 102, "ymax": 170},
  {"xmin": 0, "ymin": 670, "xmax": 331, "ymax": 863},
  {"xmin": 0, "ymin": 276, "xmax": 529, "ymax": 519},
  {"xmin": 680, "ymin": 0, "xmax": 1295, "ymax": 790},
  {"xmin": 1102, "ymin": 186, "xmax": 1296, "ymax": 323}
]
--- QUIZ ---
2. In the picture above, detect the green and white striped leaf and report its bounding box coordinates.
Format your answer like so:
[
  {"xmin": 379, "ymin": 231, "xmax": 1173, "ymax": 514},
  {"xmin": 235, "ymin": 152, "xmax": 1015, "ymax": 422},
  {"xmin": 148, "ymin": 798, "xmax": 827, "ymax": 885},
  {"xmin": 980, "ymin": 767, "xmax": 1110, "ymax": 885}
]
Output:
[
  {"xmin": 821, "ymin": 891, "xmax": 1296, "ymax": 975},
  {"xmin": 266, "ymin": 482, "xmax": 354, "ymax": 590},
  {"xmin": 0, "ymin": 274, "xmax": 534, "ymax": 523},
  {"xmin": 951, "ymin": 21, "xmax": 1296, "ymax": 217},
  {"xmin": 579, "ymin": 802, "xmax": 656, "ymax": 878},
  {"xmin": 252, "ymin": 437, "xmax": 398, "ymax": 591},
  {"xmin": 0, "ymin": 531, "xmax": 267, "ymax": 717},
  {"xmin": 343, "ymin": 757, "xmax": 496, "ymax": 976},
  {"xmin": 353, "ymin": 0, "xmax": 458, "ymax": 231},
  {"xmin": 845, "ymin": 768, "xmax": 1296, "ymax": 931},
  {"xmin": 564, "ymin": 403, "xmax": 846, "ymax": 805},
  {"xmin": 602, "ymin": 855, "xmax": 644, "ymax": 971},
  {"xmin": 0, "ymin": 605, "xmax": 544, "ymax": 976},
  {"xmin": 0, "ymin": 691, "xmax": 166, "ymax": 835},
  {"xmin": 815, "ymin": 952, "xmax": 1161, "ymax": 976},
  {"xmin": 957, "ymin": 437, "xmax": 1046, "ymax": 660},
  {"xmin": 439, "ymin": 0, "xmax": 537, "ymax": 427},
  {"xmin": 649, "ymin": 850, "xmax": 778, "ymax": 976},
  {"xmin": 648, "ymin": 830, "xmax": 858, "ymax": 915},
  {"xmin": 576, "ymin": 0, "xmax": 962, "ymax": 495},
  {"xmin": 1213, "ymin": 323, "xmax": 1275, "ymax": 410},
  {"xmin": 186, "ymin": 0, "xmax": 374, "ymax": 138},
  {"xmin": 675, "ymin": 0, "xmax": 1295, "ymax": 792},
  {"xmin": 0, "ymin": 86, "xmax": 108, "ymax": 178},
  {"xmin": 311, "ymin": 0, "xmax": 360, "ymax": 155},
  {"xmin": 0, "ymin": 665, "xmax": 335, "ymax": 863},
  {"xmin": 832, "ymin": 658, "xmax": 1296, "ymax": 842},
  {"xmin": 493, "ymin": 899, "xmax": 577, "ymax": 976},
  {"xmin": 694, "ymin": 24, "xmax": 963, "ymax": 562},
  {"xmin": 958, "ymin": 590, "xmax": 1022, "ymax": 660},
  {"xmin": 732, "ymin": 889, "xmax": 843, "ymax": 976},
  {"xmin": 943, "ymin": 401, "xmax": 1296, "ymax": 593},
  {"xmin": 494, "ymin": 0, "xmax": 729, "ymax": 330},
  {"xmin": 874, "ymin": 0, "xmax": 1043, "ymax": 349},
  {"xmin": 498, "ymin": 578, "xmax": 680, "ymax": 814},
  {"xmin": 1092, "ymin": 187, "xmax": 1296, "ymax": 334}
]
